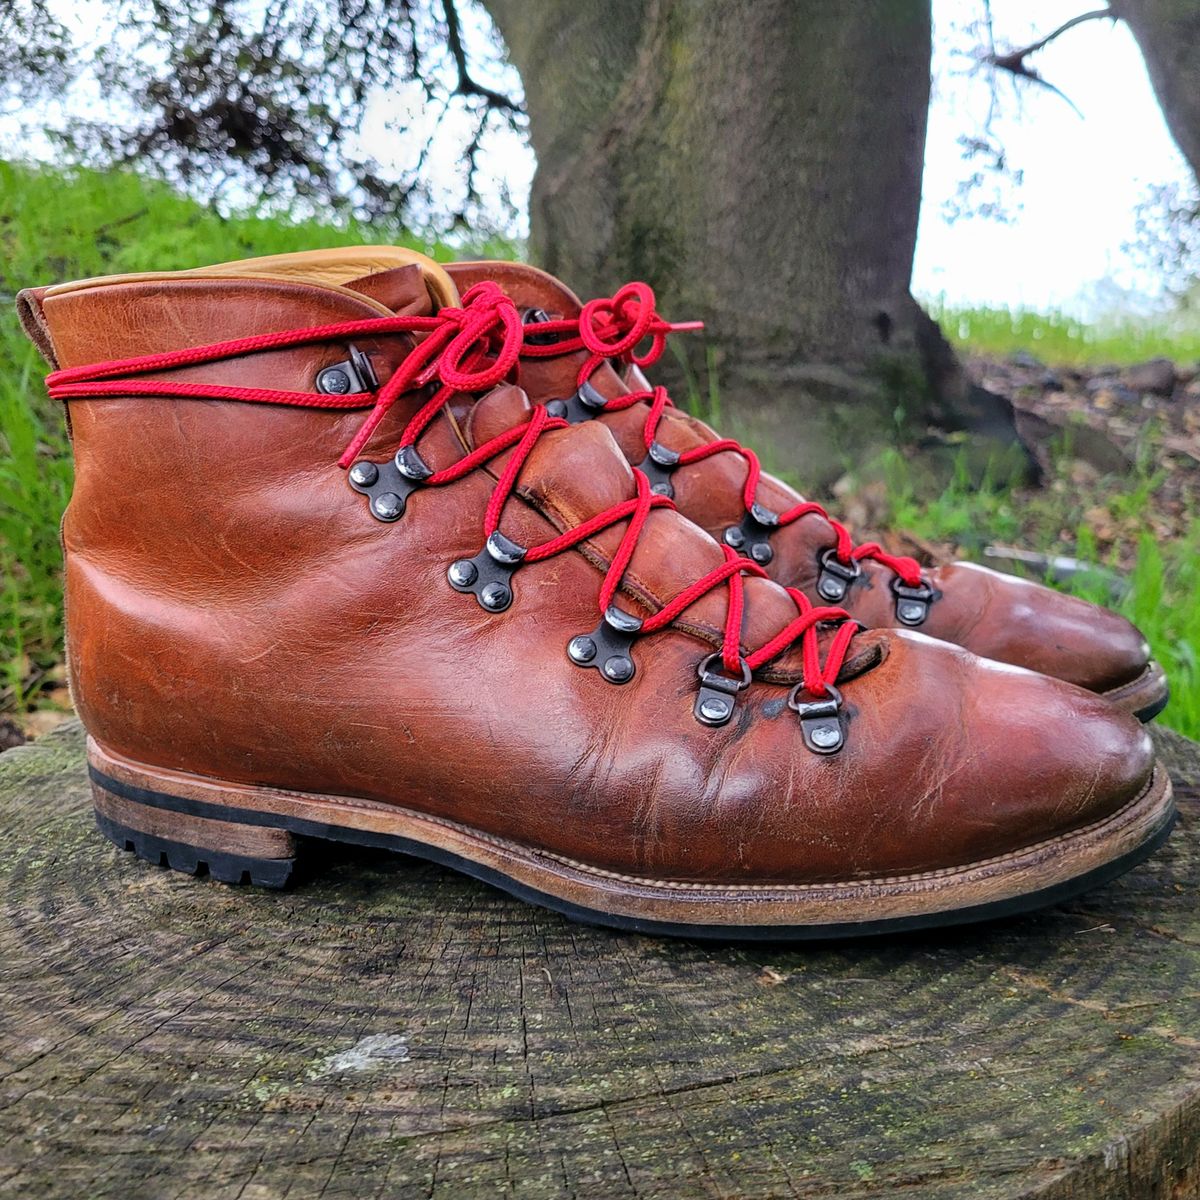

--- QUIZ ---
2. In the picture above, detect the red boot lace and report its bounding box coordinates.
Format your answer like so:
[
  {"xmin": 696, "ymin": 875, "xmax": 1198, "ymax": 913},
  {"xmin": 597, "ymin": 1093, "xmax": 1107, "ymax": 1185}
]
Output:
[
  {"xmin": 46, "ymin": 281, "xmax": 859, "ymax": 699},
  {"xmin": 520, "ymin": 281, "xmax": 925, "ymax": 590}
]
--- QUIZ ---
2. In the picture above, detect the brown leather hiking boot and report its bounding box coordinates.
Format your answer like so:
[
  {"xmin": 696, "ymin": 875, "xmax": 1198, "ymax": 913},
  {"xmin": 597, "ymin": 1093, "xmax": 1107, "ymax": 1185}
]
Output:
[
  {"xmin": 442, "ymin": 262, "xmax": 1169, "ymax": 724},
  {"xmin": 17, "ymin": 248, "xmax": 1173, "ymax": 939}
]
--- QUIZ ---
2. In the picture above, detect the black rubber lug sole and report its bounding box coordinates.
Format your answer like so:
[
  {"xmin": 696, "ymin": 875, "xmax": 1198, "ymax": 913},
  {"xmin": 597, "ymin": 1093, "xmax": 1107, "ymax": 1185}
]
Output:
[{"xmin": 94, "ymin": 810, "xmax": 297, "ymax": 888}]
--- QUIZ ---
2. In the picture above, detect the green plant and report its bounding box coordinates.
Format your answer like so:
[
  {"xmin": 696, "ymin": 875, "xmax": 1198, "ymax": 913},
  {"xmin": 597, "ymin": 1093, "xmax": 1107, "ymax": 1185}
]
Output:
[
  {"xmin": 925, "ymin": 297, "xmax": 1200, "ymax": 367},
  {"xmin": 861, "ymin": 445, "xmax": 1200, "ymax": 739},
  {"xmin": 0, "ymin": 323, "xmax": 72, "ymax": 708}
]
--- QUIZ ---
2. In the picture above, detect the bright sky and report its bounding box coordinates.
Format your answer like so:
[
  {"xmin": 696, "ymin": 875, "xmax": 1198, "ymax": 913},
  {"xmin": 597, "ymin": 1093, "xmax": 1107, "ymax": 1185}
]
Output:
[
  {"xmin": 5, "ymin": 0, "xmax": 1196, "ymax": 318},
  {"xmin": 916, "ymin": 0, "xmax": 1195, "ymax": 315}
]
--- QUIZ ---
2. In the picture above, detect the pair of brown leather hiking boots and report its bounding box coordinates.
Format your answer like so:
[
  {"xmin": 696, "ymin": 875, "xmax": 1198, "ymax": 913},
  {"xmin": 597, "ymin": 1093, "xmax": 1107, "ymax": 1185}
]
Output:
[{"xmin": 17, "ymin": 246, "xmax": 1174, "ymax": 939}]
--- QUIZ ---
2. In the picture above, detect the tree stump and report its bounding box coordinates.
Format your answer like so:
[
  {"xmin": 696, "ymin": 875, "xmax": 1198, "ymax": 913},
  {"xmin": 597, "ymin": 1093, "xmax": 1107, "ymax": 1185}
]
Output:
[{"xmin": 3, "ymin": 720, "xmax": 1200, "ymax": 1199}]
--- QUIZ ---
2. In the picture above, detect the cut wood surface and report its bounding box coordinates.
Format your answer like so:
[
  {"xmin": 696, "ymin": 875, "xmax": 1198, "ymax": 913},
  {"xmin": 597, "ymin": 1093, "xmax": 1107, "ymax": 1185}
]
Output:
[{"xmin": 2, "ymin": 720, "xmax": 1200, "ymax": 1199}]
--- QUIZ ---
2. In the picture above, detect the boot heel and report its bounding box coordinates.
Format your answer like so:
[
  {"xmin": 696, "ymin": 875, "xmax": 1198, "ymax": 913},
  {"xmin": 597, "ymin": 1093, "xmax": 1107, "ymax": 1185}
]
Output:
[{"xmin": 91, "ymin": 773, "xmax": 300, "ymax": 888}]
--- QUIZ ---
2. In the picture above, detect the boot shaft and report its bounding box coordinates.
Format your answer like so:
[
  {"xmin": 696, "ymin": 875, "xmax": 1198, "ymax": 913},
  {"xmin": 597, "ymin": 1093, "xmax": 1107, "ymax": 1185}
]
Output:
[{"xmin": 20, "ymin": 249, "xmax": 465, "ymax": 761}]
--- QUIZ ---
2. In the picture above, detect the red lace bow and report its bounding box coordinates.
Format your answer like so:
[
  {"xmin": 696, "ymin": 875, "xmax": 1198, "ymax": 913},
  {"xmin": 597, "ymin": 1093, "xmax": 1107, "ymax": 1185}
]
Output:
[{"xmin": 46, "ymin": 280, "xmax": 858, "ymax": 701}]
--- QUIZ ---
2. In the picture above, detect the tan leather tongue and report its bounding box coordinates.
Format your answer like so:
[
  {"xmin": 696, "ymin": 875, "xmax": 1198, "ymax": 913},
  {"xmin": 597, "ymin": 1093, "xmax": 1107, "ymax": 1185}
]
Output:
[
  {"xmin": 447, "ymin": 264, "xmax": 857, "ymax": 608},
  {"xmin": 344, "ymin": 264, "xmax": 436, "ymax": 316},
  {"xmin": 466, "ymin": 383, "xmax": 534, "ymax": 447},
  {"xmin": 442, "ymin": 267, "xmax": 881, "ymax": 683}
]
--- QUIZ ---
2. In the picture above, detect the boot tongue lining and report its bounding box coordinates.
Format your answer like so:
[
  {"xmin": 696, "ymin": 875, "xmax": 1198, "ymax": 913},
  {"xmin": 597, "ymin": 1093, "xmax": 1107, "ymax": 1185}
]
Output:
[
  {"xmin": 41, "ymin": 246, "xmax": 461, "ymax": 312},
  {"xmin": 184, "ymin": 246, "xmax": 460, "ymax": 310}
]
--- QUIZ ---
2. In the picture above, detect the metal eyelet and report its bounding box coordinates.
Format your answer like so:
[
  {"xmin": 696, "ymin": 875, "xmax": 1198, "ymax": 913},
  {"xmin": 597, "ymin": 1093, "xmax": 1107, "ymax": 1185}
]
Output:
[
  {"xmin": 787, "ymin": 682, "xmax": 846, "ymax": 754},
  {"xmin": 636, "ymin": 441, "xmax": 680, "ymax": 498},
  {"xmin": 723, "ymin": 503, "xmax": 778, "ymax": 566},
  {"xmin": 693, "ymin": 653, "xmax": 753, "ymax": 727},
  {"xmin": 893, "ymin": 578, "xmax": 935, "ymax": 626},
  {"xmin": 521, "ymin": 306, "xmax": 560, "ymax": 346},
  {"xmin": 317, "ymin": 344, "xmax": 378, "ymax": 395},
  {"xmin": 815, "ymin": 548, "xmax": 861, "ymax": 603},
  {"xmin": 567, "ymin": 605, "xmax": 642, "ymax": 683},
  {"xmin": 448, "ymin": 531, "xmax": 526, "ymax": 612},
  {"xmin": 545, "ymin": 380, "xmax": 609, "ymax": 424},
  {"xmin": 348, "ymin": 445, "xmax": 433, "ymax": 522}
]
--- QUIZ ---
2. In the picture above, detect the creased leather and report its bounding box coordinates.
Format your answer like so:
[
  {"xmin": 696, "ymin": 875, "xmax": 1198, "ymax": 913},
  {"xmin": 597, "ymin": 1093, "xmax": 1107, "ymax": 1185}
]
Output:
[
  {"xmin": 18, "ymin": 257, "xmax": 1158, "ymax": 886},
  {"xmin": 445, "ymin": 261, "xmax": 1153, "ymax": 696}
]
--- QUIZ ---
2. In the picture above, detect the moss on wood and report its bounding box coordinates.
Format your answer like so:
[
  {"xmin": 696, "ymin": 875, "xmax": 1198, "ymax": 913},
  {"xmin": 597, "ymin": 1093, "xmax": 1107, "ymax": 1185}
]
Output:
[{"xmin": 1, "ymin": 721, "xmax": 1199, "ymax": 1197}]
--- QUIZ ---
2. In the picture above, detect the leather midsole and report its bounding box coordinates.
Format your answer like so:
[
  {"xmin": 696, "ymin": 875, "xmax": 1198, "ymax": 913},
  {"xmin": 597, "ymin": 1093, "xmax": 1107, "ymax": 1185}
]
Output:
[
  {"xmin": 87, "ymin": 736, "xmax": 1174, "ymax": 929},
  {"xmin": 1101, "ymin": 659, "xmax": 1168, "ymax": 718}
]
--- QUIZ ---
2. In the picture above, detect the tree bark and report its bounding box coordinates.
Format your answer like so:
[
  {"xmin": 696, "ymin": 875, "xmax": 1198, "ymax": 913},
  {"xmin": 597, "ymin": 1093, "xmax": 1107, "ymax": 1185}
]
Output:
[
  {"xmin": 481, "ymin": 0, "xmax": 1028, "ymax": 489},
  {"xmin": 1114, "ymin": 0, "xmax": 1200, "ymax": 184}
]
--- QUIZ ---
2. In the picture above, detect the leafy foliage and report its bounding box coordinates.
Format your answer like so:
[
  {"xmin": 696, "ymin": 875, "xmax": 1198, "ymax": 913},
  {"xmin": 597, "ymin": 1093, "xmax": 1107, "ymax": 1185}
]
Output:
[{"xmin": 1, "ymin": 0, "xmax": 525, "ymax": 229}]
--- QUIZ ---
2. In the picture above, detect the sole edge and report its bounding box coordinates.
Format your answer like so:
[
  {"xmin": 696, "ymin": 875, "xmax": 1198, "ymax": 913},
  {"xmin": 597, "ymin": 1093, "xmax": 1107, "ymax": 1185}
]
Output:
[{"xmin": 86, "ymin": 744, "xmax": 1177, "ymax": 941}]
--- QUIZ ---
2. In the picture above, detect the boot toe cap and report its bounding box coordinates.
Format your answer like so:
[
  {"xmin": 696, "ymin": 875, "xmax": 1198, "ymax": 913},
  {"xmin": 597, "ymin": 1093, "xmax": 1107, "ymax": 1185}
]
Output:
[
  {"xmin": 930, "ymin": 562, "xmax": 1152, "ymax": 694},
  {"xmin": 812, "ymin": 635, "xmax": 1160, "ymax": 881}
]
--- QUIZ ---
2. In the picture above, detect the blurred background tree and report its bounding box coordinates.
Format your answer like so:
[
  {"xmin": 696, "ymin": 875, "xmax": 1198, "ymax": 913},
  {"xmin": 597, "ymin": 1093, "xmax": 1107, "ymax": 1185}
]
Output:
[
  {"xmin": 1115, "ymin": 0, "xmax": 1200, "ymax": 186},
  {"xmin": 0, "ymin": 0, "xmax": 527, "ymax": 228},
  {"xmin": 1, "ymin": 0, "xmax": 1198, "ymax": 485}
]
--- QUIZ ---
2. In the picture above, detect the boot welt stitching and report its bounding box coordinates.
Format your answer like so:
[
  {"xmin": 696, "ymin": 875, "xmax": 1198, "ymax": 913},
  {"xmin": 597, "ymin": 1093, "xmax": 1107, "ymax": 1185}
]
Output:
[{"xmin": 92, "ymin": 748, "xmax": 1167, "ymax": 895}]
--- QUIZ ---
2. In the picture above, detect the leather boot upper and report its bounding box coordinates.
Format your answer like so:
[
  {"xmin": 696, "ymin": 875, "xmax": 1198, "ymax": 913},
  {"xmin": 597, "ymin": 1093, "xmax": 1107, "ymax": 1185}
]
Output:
[
  {"xmin": 18, "ymin": 250, "xmax": 1157, "ymax": 887},
  {"xmin": 442, "ymin": 261, "xmax": 1153, "ymax": 698}
]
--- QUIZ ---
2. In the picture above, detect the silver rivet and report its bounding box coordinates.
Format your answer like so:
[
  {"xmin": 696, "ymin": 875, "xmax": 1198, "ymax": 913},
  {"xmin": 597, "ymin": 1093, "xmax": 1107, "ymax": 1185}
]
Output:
[
  {"xmin": 547, "ymin": 400, "xmax": 567, "ymax": 419},
  {"xmin": 724, "ymin": 527, "xmax": 745, "ymax": 549},
  {"xmin": 699, "ymin": 697, "xmax": 731, "ymax": 722},
  {"xmin": 349, "ymin": 461, "xmax": 378, "ymax": 487},
  {"xmin": 810, "ymin": 725, "xmax": 841, "ymax": 749},
  {"xmin": 319, "ymin": 368, "xmax": 351, "ymax": 394},
  {"xmin": 480, "ymin": 582, "xmax": 511, "ymax": 611},
  {"xmin": 602, "ymin": 656, "xmax": 634, "ymax": 683},
  {"xmin": 651, "ymin": 482, "xmax": 674, "ymax": 497},
  {"xmin": 448, "ymin": 560, "xmax": 478, "ymax": 587},
  {"xmin": 568, "ymin": 636, "xmax": 597, "ymax": 664},
  {"xmin": 899, "ymin": 602, "xmax": 924, "ymax": 623},
  {"xmin": 818, "ymin": 578, "xmax": 845, "ymax": 601},
  {"xmin": 372, "ymin": 492, "xmax": 404, "ymax": 521},
  {"xmin": 750, "ymin": 542, "xmax": 773, "ymax": 565}
]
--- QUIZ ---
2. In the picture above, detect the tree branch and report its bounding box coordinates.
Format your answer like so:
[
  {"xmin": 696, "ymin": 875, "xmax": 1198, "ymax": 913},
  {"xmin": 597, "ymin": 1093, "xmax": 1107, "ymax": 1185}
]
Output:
[
  {"xmin": 984, "ymin": 7, "xmax": 1115, "ymax": 116},
  {"xmin": 442, "ymin": 0, "xmax": 523, "ymax": 113}
]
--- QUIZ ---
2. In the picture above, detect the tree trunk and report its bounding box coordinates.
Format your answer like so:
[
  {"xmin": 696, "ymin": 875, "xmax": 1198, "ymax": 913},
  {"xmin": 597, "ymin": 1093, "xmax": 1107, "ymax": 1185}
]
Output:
[
  {"xmin": 1114, "ymin": 0, "xmax": 1200, "ymax": 184},
  {"xmin": 481, "ymin": 0, "xmax": 1028, "ymax": 489}
]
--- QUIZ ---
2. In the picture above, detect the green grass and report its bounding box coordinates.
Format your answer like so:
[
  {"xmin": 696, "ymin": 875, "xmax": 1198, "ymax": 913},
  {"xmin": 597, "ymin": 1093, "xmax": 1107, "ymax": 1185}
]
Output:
[
  {"xmin": 0, "ymin": 159, "xmax": 511, "ymax": 287},
  {"xmin": 926, "ymin": 297, "xmax": 1200, "ymax": 367},
  {"xmin": 0, "ymin": 319, "xmax": 73, "ymax": 709},
  {"xmin": 872, "ymin": 448, "xmax": 1200, "ymax": 739}
]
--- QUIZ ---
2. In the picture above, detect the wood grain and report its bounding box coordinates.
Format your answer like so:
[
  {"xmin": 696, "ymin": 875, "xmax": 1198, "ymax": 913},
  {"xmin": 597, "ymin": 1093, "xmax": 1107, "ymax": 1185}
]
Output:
[{"xmin": 2, "ymin": 720, "xmax": 1199, "ymax": 1199}]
